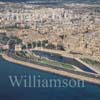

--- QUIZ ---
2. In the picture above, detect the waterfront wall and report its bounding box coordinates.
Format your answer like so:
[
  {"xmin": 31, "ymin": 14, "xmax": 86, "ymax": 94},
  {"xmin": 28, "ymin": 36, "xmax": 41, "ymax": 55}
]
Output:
[{"xmin": 1, "ymin": 54, "xmax": 100, "ymax": 85}]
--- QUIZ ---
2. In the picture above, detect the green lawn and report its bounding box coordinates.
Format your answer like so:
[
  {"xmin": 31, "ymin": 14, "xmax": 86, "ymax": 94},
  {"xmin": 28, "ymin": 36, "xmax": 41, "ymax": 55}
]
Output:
[{"xmin": 40, "ymin": 59, "xmax": 74, "ymax": 69}]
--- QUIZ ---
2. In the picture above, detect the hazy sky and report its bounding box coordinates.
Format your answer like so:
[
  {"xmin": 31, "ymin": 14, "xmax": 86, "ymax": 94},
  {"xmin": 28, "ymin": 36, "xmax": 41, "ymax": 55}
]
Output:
[{"xmin": 0, "ymin": 0, "xmax": 99, "ymax": 3}]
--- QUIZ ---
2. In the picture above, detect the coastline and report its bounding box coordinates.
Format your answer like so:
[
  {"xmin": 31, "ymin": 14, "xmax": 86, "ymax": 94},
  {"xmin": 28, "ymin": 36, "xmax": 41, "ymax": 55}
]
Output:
[{"xmin": 1, "ymin": 53, "xmax": 100, "ymax": 85}]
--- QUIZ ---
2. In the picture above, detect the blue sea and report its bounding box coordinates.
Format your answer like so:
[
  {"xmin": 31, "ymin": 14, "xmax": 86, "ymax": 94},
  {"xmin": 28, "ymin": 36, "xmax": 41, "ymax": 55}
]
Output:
[{"xmin": 0, "ymin": 58, "xmax": 100, "ymax": 100}]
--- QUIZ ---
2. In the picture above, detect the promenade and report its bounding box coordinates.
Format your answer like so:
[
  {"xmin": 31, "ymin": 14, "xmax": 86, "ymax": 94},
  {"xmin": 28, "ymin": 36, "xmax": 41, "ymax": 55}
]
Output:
[{"xmin": 1, "ymin": 53, "xmax": 100, "ymax": 85}]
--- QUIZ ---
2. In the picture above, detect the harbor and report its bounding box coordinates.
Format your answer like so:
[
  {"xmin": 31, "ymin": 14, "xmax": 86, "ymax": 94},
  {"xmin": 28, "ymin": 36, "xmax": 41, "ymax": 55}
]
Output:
[
  {"xmin": 1, "ymin": 53, "xmax": 100, "ymax": 85},
  {"xmin": 0, "ymin": 55, "xmax": 100, "ymax": 100}
]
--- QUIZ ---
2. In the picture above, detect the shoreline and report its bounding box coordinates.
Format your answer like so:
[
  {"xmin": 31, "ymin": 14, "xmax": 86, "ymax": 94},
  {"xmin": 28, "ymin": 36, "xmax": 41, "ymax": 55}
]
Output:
[{"xmin": 1, "ymin": 53, "xmax": 100, "ymax": 85}]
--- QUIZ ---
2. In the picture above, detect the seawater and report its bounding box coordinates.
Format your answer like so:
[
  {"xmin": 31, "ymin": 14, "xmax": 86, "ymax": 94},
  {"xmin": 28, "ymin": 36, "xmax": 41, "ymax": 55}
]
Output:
[{"xmin": 0, "ymin": 58, "xmax": 100, "ymax": 100}]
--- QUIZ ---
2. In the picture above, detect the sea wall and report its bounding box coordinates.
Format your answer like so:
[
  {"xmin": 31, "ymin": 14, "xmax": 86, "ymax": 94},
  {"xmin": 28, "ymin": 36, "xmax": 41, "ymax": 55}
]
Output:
[{"xmin": 1, "ymin": 54, "xmax": 100, "ymax": 85}]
